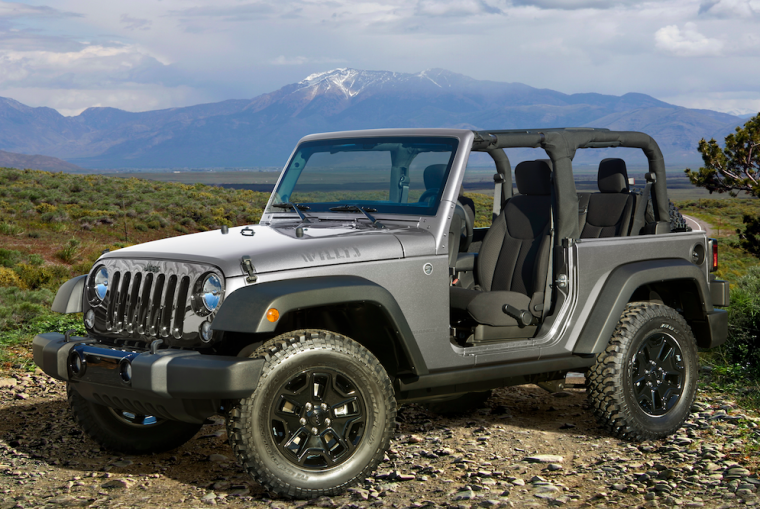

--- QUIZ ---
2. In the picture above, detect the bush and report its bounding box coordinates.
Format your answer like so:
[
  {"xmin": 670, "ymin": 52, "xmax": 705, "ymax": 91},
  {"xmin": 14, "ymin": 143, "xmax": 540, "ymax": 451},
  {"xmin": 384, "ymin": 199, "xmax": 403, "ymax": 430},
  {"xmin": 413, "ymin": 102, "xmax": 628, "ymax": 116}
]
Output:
[
  {"xmin": 0, "ymin": 267, "xmax": 27, "ymax": 290},
  {"xmin": 720, "ymin": 265, "xmax": 760, "ymax": 379},
  {"xmin": 55, "ymin": 238, "xmax": 81, "ymax": 264},
  {"xmin": 27, "ymin": 254, "xmax": 44, "ymax": 266},
  {"xmin": 14, "ymin": 263, "xmax": 70, "ymax": 290},
  {"xmin": 0, "ymin": 249, "xmax": 22, "ymax": 268},
  {"xmin": 0, "ymin": 223, "xmax": 23, "ymax": 236}
]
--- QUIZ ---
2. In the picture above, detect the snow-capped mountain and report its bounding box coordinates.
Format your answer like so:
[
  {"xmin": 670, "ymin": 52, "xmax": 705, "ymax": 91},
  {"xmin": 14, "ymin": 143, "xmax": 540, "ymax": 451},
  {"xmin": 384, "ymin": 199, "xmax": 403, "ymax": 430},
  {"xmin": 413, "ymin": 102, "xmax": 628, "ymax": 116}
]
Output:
[{"xmin": 0, "ymin": 68, "xmax": 749, "ymax": 169}]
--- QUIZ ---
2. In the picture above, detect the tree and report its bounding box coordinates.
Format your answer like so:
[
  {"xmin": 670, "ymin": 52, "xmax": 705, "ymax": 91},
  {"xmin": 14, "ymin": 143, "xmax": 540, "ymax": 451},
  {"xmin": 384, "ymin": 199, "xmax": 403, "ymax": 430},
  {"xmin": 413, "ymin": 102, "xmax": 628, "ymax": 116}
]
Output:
[{"xmin": 685, "ymin": 113, "xmax": 760, "ymax": 197}]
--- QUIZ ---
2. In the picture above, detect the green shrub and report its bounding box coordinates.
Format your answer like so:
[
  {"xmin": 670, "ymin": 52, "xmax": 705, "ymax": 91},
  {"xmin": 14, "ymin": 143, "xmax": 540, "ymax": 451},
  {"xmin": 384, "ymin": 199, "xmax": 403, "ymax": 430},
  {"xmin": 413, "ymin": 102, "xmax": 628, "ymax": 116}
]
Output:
[
  {"xmin": 27, "ymin": 254, "xmax": 44, "ymax": 266},
  {"xmin": 0, "ymin": 249, "xmax": 21, "ymax": 268},
  {"xmin": 174, "ymin": 224, "xmax": 189, "ymax": 234},
  {"xmin": 720, "ymin": 265, "xmax": 760, "ymax": 379},
  {"xmin": 0, "ymin": 223, "xmax": 23, "ymax": 235},
  {"xmin": 134, "ymin": 223, "xmax": 148, "ymax": 232},
  {"xmin": 55, "ymin": 238, "xmax": 81, "ymax": 264}
]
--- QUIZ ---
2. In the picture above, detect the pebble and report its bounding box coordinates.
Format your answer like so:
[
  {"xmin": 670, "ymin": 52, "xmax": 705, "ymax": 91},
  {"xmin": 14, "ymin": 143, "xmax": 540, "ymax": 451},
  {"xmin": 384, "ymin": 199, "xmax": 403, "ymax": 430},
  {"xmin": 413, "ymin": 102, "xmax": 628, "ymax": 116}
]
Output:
[
  {"xmin": 102, "ymin": 479, "xmax": 131, "ymax": 489},
  {"xmin": 208, "ymin": 454, "xmax": 229, "ymax": 462},
  {"xmin": 525, "ymin": 455, "xmax": 563, "ymax": 463}
]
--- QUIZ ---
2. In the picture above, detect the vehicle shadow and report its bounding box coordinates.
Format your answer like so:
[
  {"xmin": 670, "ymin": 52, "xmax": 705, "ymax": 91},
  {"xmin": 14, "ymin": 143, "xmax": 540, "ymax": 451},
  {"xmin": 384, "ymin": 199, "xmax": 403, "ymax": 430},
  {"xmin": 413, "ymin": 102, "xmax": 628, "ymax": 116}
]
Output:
[{"xmin": 0, "ymin": 382, "xmax": 609, "ymax": 499}]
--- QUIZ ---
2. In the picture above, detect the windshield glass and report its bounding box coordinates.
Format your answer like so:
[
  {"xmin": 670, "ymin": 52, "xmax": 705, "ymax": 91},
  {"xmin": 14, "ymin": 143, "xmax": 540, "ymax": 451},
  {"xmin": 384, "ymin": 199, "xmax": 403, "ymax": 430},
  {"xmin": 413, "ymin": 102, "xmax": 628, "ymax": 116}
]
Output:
[{"xmin": 270, "ymin": 136, "xmax": 459, "ymax": 216}]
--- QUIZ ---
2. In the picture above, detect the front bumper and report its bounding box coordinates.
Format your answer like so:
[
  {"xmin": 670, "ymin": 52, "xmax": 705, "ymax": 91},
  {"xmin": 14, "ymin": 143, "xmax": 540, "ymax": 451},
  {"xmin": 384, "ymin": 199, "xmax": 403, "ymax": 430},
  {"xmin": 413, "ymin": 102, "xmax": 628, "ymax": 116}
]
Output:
[{"xmin": 33, "ymin": 333, "xmax": 264, "ymax": 423}]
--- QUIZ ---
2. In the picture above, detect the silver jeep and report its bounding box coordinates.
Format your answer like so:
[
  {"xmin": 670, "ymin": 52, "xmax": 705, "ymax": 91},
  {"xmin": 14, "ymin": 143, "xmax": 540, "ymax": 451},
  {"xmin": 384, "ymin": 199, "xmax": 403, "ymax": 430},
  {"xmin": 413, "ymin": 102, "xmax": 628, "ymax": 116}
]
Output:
[{"xmin": 34, "ymin": 127, "xmax": 729, "ymax": 498}]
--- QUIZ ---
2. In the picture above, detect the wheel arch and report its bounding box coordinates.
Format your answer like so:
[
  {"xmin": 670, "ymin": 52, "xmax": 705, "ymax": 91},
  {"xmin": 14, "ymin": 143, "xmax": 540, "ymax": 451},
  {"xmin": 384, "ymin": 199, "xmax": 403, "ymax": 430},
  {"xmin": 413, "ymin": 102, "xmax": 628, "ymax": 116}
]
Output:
[
  {"xmin": 211, "ymin": 275, "xmax": 428, "ymax": 377},
  {"xmin": 573, "ymin": 259, "xmax": 720, "ymax": 355}
]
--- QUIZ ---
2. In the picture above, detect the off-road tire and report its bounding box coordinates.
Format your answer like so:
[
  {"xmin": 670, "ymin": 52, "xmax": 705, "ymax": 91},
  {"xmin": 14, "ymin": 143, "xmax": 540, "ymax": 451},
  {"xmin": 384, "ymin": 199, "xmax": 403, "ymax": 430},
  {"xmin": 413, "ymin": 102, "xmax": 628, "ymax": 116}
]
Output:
[
  {"xmin": 646, "ymin": 199, "xmax": 692, "ymax": 232},
  {"xmin": 586, "ymin": 302, "xmax": 698, "ymax": 441},
  {"xmin": 67, "ymin": 384, "xmax": 202, "ymax": 454},
  {"xmin": 420, "ymin": 390, "xmax": 492, "ymax": 416},
  {"xmin": 226, "ymin": 329, "xmax": 396, "ymax": 498}
]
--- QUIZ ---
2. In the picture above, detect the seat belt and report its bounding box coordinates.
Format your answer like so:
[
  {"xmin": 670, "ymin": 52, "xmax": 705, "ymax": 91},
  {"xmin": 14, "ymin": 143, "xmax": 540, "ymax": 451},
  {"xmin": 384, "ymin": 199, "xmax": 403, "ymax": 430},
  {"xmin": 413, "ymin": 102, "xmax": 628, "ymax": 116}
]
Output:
[
  {"xmin": 492, "ymin": 173, "xmax": 505, "ymax": 220},
  {"xmin": 399, "ymin": 172, "xmax": 410, "ymax": 204},
  {"xmin": 630, "ymin": 172, "xmax": 654, "ymax": 236},
  {"xmin": 577, "ymin": 193, "xmax": 590, "ymax": 235}
]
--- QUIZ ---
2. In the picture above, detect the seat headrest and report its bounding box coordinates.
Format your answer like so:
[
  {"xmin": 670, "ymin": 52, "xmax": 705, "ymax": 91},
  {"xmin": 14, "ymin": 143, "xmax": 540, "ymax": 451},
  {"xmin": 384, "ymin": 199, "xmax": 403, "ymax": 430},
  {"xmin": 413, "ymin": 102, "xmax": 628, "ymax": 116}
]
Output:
[
  {"xmin": 598, "ymin": 158, "xmax": 629, "ymax": 193},
  {"xmin": 515, "ymin": 160, "xmax": 552, "ymax": 196},
  {"xmin": 423, "ymin": 164, "xmax": 447, "ymax": 190}
]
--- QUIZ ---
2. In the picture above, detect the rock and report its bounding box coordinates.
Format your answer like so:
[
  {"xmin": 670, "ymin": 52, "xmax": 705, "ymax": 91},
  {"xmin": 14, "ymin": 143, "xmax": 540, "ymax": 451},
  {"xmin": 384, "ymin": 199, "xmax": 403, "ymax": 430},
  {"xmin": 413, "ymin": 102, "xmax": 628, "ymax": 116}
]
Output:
[
  {"xmin": 315, "ymin": 496, "xmax": 337, "ymax": 507},
  {"xmin": 47, "ymin": 495, "xmax": 90, "ymax": 506},
  {"xmin": 349, "ymin": 488, "xmax": 370, "ymax": 500},
  {"xmin": 610, "ymin": 484, "xmax": 626, "ymax": 491},
  {"xmin": 453, "ymin": 489, "xmax": 476, "ymax": 501},
  {"xmin": 534, "ymin": 485, "xmax": 560, "ymax": 494},
  {"xmin": 202, "ymin": 493, "xmax": 217, "ymax": 502},
  {"xmin": 511, "ymin": 479, "xmax": 525, "ymax": 486},
  {"xmin": 479, "ymin": 500, "xmax": 500, "ymax": 507},
  {"xmin": 529, "ymin": 476, "xmax": 547, "ymax": 483},
  {"xmin": 558, "ymin": 423, "xmax": 575, "ymax": 430},
  {"xmin": 396, "ymin": 474, "xmax": 416, "ymax": 481},
  {"xmin": 208, "ymin": 454, "xmax": 229, "ymax": 462},
  {"xmin": 546, "ymin": 464, "xmax": 563, "ymax": 472},
  {"xmin": 525, "ymin": 455, "xmax": 563, "ymax": 463},
  {"xmin": 408, "ymin": 435, "xmax": 424, "ymax": 443},
  {"xmin": 102, "ymin": 478, "xmax": 131, "ymax": 489},
  {"xmin": 0, "ymin": 378, "xmax": 17, "ymax": 388},
  {"xmin": 14, "ymin": 393, "xmax": 29, "ymax": 400},
  {"xmin": 111, "ymin": 459, "xmax": 133, "ymax": 468}
]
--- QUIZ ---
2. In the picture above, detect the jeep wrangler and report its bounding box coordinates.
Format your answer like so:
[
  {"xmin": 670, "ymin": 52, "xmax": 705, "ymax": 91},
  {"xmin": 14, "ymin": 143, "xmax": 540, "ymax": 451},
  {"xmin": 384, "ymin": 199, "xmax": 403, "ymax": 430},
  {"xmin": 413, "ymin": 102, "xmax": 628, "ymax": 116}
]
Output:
[{"xmin": 33, "ymin": 128, "xmax": 730, "ymax": 498}]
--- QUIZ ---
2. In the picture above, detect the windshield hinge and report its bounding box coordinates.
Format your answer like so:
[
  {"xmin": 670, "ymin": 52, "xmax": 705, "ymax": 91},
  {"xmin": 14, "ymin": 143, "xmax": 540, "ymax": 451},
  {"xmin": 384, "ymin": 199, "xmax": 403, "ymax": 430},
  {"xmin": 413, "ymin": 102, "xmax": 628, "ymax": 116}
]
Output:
[{"xmin": 241, "ymin": 256, "xmax": 258, "ymax": 283}]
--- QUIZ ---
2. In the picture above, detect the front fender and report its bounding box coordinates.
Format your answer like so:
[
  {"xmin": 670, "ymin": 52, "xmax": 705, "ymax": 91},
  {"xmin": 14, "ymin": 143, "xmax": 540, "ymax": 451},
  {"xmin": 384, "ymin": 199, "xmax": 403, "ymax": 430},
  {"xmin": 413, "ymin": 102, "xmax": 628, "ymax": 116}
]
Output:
[
  {"xmin": 211, "ymin": 275, "xmax": 428, "ymax": 375},
  {"xmin": 573, "ymin": 259, "xmax": 725, "ymax": 355},
  {"xmin": 51, "ymin": 275, "xmax": 87, "ymax": 314}
]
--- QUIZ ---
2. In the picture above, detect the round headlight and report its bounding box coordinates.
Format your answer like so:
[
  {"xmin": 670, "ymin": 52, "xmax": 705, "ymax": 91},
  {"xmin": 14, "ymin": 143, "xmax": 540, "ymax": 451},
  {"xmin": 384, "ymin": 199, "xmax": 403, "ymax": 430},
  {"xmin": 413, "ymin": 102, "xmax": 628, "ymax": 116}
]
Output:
[
  {"xmin": 201, "ymin": 274, "xmax": 222, "ymax": 312},
  {"xmin": 93, "ymin": 267, "xmax": 109, "ymax": 301}
]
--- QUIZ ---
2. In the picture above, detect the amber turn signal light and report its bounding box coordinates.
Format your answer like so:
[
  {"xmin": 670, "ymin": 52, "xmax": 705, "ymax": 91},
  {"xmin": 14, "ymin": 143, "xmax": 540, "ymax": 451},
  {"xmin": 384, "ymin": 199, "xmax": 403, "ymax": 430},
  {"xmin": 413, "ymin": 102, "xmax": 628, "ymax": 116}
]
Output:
[{"xmin": 266, "ymin": 308, "xmax": 280, "ymax": 322}]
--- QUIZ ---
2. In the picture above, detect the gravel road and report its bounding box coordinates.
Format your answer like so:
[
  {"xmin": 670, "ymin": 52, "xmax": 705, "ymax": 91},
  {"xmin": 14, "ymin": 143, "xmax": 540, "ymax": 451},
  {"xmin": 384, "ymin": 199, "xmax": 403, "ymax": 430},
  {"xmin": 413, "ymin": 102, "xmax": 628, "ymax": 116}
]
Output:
[{"xmin": 1, "ymin": 371, "xmax": 758, "ymax": 509}]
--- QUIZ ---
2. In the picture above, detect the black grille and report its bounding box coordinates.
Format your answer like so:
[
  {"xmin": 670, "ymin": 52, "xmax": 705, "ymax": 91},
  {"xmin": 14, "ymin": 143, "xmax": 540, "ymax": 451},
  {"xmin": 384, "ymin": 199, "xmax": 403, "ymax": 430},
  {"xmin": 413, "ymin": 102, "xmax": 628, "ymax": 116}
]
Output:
[{"xmin": 86, "ymin": 259, "xmax": 222, "ymax": 346}]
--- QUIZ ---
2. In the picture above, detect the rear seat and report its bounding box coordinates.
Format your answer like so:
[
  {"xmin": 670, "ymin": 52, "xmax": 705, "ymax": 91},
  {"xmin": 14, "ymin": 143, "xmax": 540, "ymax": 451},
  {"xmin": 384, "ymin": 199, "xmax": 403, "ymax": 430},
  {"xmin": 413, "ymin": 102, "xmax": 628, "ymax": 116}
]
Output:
[{"xmin": 579, "ymin": 158, "xmax": 636, "ymax": 238}]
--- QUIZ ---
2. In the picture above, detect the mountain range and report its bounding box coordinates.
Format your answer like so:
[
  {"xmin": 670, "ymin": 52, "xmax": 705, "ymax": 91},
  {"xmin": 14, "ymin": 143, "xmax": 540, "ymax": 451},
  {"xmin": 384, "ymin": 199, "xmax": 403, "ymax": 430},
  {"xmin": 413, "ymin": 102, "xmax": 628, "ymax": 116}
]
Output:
[{"xmin": 0, "ymin": 68, "xmax": 750, "ymax": 170}]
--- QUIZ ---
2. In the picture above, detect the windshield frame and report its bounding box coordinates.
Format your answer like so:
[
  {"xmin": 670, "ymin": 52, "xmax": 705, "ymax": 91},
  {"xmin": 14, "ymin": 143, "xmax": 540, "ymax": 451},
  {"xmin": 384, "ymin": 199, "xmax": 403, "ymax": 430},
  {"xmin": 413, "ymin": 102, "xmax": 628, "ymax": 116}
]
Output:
[{"xmin": 267, "ymin": 135, "xmax": 460, "ymax": 218}]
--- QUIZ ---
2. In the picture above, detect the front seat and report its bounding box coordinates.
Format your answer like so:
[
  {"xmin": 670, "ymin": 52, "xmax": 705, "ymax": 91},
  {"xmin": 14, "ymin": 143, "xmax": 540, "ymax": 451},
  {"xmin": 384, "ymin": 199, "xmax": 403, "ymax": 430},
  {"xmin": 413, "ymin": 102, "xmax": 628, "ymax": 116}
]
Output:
[
  {"xmin": 580, "ymin": 158, "xmax": 636, "ymax": 238},
  {"xmin": 450, "ymin": 160, "xmax": 552, "ymax": 331}
]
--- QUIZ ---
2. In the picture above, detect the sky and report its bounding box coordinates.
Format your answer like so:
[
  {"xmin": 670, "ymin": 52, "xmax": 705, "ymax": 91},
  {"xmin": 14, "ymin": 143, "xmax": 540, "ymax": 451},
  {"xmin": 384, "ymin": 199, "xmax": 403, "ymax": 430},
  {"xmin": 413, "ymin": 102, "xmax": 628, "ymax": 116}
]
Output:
[{"xmin": 0, "ymin": 0, "xmax": 758, "ymax": 117}]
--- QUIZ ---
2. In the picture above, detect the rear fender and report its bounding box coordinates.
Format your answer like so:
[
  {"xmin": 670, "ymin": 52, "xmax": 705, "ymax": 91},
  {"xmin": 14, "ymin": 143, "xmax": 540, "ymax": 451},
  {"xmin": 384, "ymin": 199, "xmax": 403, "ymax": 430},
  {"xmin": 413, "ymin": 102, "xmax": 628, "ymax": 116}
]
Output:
[{"xmin": 573, "ymin": 259, "xmax": 724, "ymax": 354}]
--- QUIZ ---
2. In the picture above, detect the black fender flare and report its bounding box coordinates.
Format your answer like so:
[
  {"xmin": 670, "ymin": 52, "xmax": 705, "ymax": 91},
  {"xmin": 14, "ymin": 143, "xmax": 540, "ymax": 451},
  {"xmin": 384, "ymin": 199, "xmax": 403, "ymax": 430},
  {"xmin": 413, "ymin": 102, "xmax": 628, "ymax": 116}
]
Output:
[
  {"xmin": 211, "ymin": 275, "xmax": 428, "ymax": 375},
  {"xmin": 52, "ymin": 275, "xmax": 87, "ymax": 314},
  {"xmin": 573, "ymin": 258, "xmax": 725, "ymax": 355}
]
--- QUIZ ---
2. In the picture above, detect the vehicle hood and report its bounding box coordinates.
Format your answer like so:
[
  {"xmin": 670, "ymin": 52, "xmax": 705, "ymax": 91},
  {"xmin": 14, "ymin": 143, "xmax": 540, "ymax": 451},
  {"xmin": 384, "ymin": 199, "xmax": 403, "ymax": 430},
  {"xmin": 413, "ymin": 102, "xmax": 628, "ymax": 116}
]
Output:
[{"xmin": 101, "ymin": 223, "xmax": 431, "ymax": 277}]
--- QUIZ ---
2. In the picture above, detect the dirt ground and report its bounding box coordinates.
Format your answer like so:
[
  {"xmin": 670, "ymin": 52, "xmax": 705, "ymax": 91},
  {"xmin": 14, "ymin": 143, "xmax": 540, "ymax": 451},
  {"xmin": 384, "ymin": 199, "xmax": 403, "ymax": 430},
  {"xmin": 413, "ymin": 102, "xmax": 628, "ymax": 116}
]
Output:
[{"xmin": 1, "ymin": 371, "xmax": 758, "ymax": 509}]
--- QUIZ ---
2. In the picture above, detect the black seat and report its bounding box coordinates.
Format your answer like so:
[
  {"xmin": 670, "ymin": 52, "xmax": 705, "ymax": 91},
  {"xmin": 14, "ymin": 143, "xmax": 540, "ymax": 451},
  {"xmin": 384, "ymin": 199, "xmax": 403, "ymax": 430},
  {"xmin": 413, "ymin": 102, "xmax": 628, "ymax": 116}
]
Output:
[
  {"xmin": 579, "ymin": 158, "xmax": 636, "ymax": 238},
  {"xmin": 418, "ymin": 164, "xmax": 447, "ymax": 204},
  {"xmin": 450, "ymin": 160, "xmax": 552, "ymax": 329}
]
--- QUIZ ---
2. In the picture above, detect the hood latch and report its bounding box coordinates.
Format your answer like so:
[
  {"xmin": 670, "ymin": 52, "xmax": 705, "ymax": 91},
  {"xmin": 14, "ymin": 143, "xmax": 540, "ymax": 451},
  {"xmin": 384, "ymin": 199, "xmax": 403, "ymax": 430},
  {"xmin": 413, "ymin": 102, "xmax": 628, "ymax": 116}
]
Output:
[{"xmin": 241, "ymin": 256, "xmax": 258, "ymax": 283}]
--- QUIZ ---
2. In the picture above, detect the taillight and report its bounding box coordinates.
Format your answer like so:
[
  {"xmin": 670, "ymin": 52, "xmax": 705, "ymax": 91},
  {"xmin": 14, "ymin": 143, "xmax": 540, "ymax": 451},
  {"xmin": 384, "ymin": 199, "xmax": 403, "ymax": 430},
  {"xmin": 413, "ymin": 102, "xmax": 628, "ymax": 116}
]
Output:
[{"xmin": 709, "ymin": 238, "xmax": 718, "ymax": 272}]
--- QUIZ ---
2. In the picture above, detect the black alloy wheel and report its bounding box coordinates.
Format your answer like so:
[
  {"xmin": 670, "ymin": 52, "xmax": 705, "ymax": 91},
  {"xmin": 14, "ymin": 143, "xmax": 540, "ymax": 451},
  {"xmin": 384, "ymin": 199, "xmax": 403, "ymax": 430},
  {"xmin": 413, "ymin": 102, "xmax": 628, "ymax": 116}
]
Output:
[
  {"xmin": 226, "ymin": 329, "xmax": 396, "ymax": 498},
  {"xmin": 630, "ymin": 332, "xmax": 685, "ymax": 416},
  {"xmin": 270, "ymin": 368, "xmax": 367, "ymax": 470},
  {"xmin": 587, "ymin": 302, "xmax": 698, "ymax": 441}
]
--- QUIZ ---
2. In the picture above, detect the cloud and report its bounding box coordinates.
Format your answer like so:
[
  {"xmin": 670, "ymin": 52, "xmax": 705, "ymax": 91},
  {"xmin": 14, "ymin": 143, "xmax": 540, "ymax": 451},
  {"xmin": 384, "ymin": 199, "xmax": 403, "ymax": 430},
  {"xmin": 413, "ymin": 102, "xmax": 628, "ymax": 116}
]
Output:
[
  {"xmin": 270, "ymin": 55, "xmax": 347, "ymax": 66},
  {"xmin": 0, "ymin": 1, "xmax": 80, "ymax": 19},
  {"xmin": 120, "ymin": 14, "xmax": 152, "ymax": 31},
  {"xmin": 698, "ymin": 0, "xmax": 760, "ymax": 18},
  {"xmin": 415, "ymin": 0, "xmax": 502, "ymax": 17},
  {"xmin": 510, "ymin": 0, "xmax": 641, "ymax": 10},
  {"xmin": 0, "ymin": 43, "xmax": 174, "ymax": 89},
  {"xmin": 167, "ymin": 2, "xmax": 276, "ymax": 21},
  {"xmin": 654, "ymin": 23, "xmax": 724, "ymax": 57}
]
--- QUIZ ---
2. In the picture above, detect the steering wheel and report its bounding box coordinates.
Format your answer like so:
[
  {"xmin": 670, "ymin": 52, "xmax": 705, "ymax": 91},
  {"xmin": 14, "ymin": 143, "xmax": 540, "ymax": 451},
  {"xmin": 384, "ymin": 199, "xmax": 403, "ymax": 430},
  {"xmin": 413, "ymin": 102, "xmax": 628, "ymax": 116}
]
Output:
[
  {"xmin": 418, "ymin": 188, "xmax": 439, "ymax": 205},
  {"xmin": 454, "ymin": 201, "xmax": 473, "ymax": 252}
]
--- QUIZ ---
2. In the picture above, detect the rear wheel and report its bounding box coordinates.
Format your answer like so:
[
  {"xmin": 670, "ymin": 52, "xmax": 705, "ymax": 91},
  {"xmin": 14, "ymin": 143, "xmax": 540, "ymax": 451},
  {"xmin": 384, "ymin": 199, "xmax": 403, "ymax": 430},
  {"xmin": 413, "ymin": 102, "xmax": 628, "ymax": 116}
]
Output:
[
  {"xmin": 586, "ymin": 302, "xmax": 698, "ymax": 441},
  {"xmin": 226, "ymin": 329, "xmax": 396, "ymax": 498},
  {"xmin": 67, "ymin": 384, "xmax": 202, "ymax": 454}
]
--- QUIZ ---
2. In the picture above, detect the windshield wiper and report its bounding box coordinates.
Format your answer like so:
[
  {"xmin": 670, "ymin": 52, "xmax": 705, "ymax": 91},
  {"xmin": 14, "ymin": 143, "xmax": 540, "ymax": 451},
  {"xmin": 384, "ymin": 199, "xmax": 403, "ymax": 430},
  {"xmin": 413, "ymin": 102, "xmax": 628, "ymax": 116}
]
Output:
[
  {"xmin": 328, "ymin": 205, "xmax": 385, "ymax": 229},
  {"xmin": 271, "ymin": 202, "xmax": 312, "ymax": 223}
]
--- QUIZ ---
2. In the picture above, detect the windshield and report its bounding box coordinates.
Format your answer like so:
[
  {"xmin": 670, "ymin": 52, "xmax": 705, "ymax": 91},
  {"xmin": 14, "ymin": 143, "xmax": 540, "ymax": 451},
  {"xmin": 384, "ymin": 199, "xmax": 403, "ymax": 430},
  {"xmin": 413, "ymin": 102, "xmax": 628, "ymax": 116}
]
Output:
[{"xmin": 270, "ymin": 136, "xmax": 459, "ymax": 216}]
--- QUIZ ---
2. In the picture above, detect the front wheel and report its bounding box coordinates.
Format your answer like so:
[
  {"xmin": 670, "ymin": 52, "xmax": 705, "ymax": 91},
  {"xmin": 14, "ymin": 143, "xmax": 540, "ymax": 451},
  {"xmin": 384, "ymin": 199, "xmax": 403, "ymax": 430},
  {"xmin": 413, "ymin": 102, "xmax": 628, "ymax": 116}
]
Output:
[
  {"xmin": 67, "ymin": 384, "xmax": 203, "ymax": 454},
  {"xmin": 586, "ymin": 302, "xmax": 698, "ymax": 441},
  {"xmin": 226, "ymin": 330, "xmax": 396, "ymax": 498}
]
